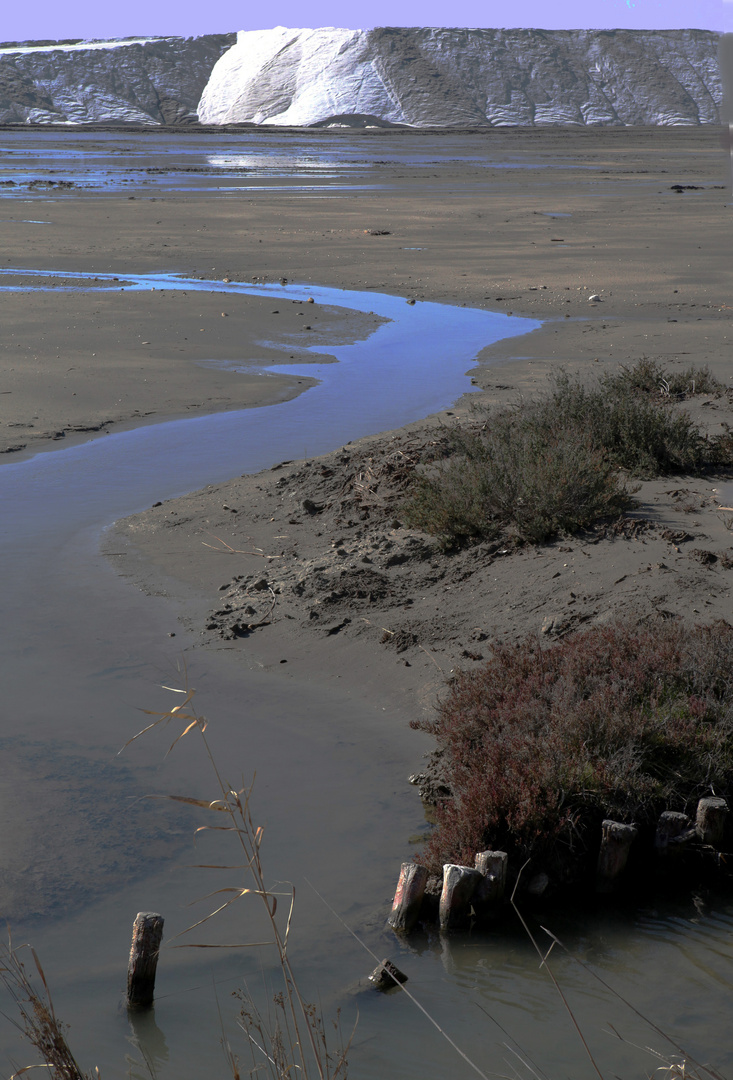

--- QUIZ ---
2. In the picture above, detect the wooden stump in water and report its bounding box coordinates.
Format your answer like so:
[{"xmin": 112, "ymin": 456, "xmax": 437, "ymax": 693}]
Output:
[
  {"xmin": 439, "ymin": 864, "xmax": 483, "ymax": 930},
  {"xmin": 127, "ymin": 912, "xmax": 164, "ymax": 1009},
  {"xmin": 387, "ymin": 862, "xmax": 429, "ymax": 932},
  {"xmin": 696, "ymin": 797, "xmax": 729, "ymax": 848},
  {"xmin": 473, "ymin": 850, "xmax": 507, "ymax": 915},
  {"xmin": 596, "ymin": 821, "xmax": 637, "ymax": 894},
  {"xmin": 368, "ymin": 958, "xmax": 408, "ymax": 992},
  {"xmin": 655, "ymin": 811, "xmax": 692, "ymax": 855}
]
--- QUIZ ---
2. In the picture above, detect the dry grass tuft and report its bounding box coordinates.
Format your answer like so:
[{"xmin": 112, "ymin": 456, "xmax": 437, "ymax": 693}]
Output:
[
  {"xmin": 601, "ymin": 357, "xmax": 724, "ymax": 400},
  {"xmin": 512, "ymin": 882, "xmax": 727, "ymax": 1080},
  {"xmin": 0, "ymin": 939, "xmax": 96, "ymax": 1080},
  {"xmin": 234, "ymin": 991, "xmax": 350, "ymax": 1080}
]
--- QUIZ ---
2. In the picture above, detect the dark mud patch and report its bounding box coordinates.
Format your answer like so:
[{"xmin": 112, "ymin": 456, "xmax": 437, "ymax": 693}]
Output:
[{"xmin": 0, "ymin": 737, "xmax": 189, "ymax": 925}]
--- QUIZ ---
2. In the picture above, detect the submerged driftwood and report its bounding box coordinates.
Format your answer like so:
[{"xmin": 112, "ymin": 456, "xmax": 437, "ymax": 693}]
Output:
[{"xmin": 368, "ymin": 958, "xmax": 408, "ymax": 992}]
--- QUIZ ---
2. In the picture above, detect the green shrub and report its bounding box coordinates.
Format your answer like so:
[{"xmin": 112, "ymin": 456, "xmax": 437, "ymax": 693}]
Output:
[
  {"xmin": 404, "ymin": 410, "xmax": 631, "ymax": 545},
  {"xmin": 602, "ymin": 357, "xmax": 723, "ymax": 399},
  {"xmin": 404, "ymin": 370, "xmax": 729, "ymax": 546},
  {"xmin": 541, "ymin": 372, "xmax": 710, "ymax": 474},
  {"xmin": 412, "ymin": 621, "xmax": 733, "ymax": 876}
]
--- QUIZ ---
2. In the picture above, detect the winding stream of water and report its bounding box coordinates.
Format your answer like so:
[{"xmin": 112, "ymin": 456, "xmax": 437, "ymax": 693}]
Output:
[
  {"xmin": 0, "ymin": 271, "xmax": 543, "ymax": 1077},
  {"xmin": 1, "ymin": 270, "xmax": 732, "ymax": 1080}
]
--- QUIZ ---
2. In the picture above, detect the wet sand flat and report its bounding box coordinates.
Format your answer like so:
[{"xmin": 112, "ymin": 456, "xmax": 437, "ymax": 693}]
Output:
[
  {"xmin": 4, "ymin": 122, "xmax": 733, "ymax": 712},
  {"xmin": 0, "ymin": 126, "xmax": 729, "ymax": 458},
  {"xmin": 0, "ymin": 275, "xmax": 381, "ymax": 454},
  {"xmin": 76, "ymin": 124, "xmax": 733, "ymax": 713},
  {"xmin": 1, "ymin": 124, "xmax": 733, "ymax": 1079},
  {"xmin": 1, "ymin": 123, "xmax": 731, "ymax": 773}
]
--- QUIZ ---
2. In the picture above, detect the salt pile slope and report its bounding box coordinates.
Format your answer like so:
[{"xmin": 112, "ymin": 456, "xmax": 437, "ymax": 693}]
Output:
[
  {"xmin": 198, "ymin": 26, "xmax": 722, "ymax": 127},
  {"xmin": 0, "ymin": 35, "xmax": 235, "ymax": 125}
]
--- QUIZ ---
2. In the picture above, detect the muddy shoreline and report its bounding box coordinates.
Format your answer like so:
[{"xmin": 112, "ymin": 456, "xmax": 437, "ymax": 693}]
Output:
[
  {"xmin": 88, "ymin": 124, "xmax": 732, "ymax": 723},
  {"xmin": 0, "ymin": 123, "xmax": 729, "ymax": 721},
  {"xmin": 2, "ymin": 126, "xmax": 728, "ymax": 454},
  {"xmin": 108, "ymin": 399, "xmax": 733, "ymax": 720}
]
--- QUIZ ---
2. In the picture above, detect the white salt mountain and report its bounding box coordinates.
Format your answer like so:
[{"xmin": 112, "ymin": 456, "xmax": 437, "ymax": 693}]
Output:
[
  {"xmin": 0, "ymin": 27, "xmax": 722, "ymax": 127},
  {"xmin": 199, "ymin": 26, "xmax": 722, "ymax": 127},
  {"xmin": 0, "ymin": 35, "xmax": 234, "ymax": 124}
]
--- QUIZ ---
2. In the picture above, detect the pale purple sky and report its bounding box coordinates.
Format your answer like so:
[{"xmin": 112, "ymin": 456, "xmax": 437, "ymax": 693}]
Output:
[{"xmin": 4, "ymin": 0, "xmax": 729, "ymax": 43}]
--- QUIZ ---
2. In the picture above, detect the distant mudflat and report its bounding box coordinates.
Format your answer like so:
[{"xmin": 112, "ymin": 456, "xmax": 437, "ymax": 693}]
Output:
[{"xmin": 0, "ymin": 124, "xmax": 726, "ymax": 457}]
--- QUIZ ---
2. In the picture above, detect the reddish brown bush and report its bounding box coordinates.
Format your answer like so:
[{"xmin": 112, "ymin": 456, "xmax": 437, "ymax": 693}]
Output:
[{"xmin": 413, "ymin": 620, "xmax": 733, "ymax": 875}]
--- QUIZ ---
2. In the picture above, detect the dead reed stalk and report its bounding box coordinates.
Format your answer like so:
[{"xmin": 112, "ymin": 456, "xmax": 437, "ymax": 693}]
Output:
[
  {"xmin": 122, "ymin": 678, "xmax": 351, "ymax": 1080},
  {"xmin": 0, "ymin": 938, "xmax": 96, "ymax": 1080}
]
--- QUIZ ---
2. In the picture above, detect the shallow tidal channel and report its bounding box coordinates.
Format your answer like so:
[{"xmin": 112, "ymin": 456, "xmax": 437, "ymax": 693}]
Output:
[{"xmin": 0, "ymin": 269, "xmax": 732, "ymax": 1080}]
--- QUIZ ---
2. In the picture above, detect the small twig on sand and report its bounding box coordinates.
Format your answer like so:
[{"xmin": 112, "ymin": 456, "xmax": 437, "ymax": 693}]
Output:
[
  {"xmin": 202, "ymin": 533, "xmax": 284, "ymax": 559},
  {"xmin": 245, "ymin": 588, "xmax": 277, "ymax": 630},
  {"xmin": 418, "ymin": 645, "xmax": 444, "ymax": 673}
]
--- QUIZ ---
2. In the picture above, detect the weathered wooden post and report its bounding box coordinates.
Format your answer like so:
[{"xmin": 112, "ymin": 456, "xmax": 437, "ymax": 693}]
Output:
[
  {"xmin": 655, "ymin": 811, "xmax": 692, "ymax": 855},
  {"xmin": 596, "ymin": 821, "xmax": 637, "ymax": 894},
  {"xmin": 127, "ymin": 912, "xmax": 164, "ymax": 1010},
  {"xmin": 368, "ymin": 958, "xmax": 408, "ymax": 992},
  {"xmin": 387, "ymin": 863, "xmax": 429, "ymax": 932},
  {"xmin": 473, "ymin": 851, "xmax": 507, "ymax": 917},
  {"xmin": 696, "ymin": 797, "xmax": 729, "ymax": 848},
  {"xmin": 439, "ymin": 864, "xmax": 483, "ymax": 930}
]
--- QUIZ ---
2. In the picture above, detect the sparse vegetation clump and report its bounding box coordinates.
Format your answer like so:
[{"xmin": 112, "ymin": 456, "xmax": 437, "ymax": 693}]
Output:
[
  {"xmin": 403, "ymin": 364, "xmax": 732, "ymax": 547},
  {"xmin": 413, "ymin": 620, "xmax": 733, "ymax": 879},
  {"xmin": 402, "ymin": 402, "xmax": 632, "ymax": 545},
  {"xmin": 601, "ymin": 357, "xmax": 724, "ymax": 400},
  {"xmin": 0, "ymin": 940, "xmax": 93, "ymax": 1080}
]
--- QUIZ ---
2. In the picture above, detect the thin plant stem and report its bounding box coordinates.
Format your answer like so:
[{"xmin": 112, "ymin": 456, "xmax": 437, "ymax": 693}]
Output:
[
  {"xmin": 510, "ymin": 866, "xmax": 605, "ymax": 1080},
  {"xmin": 123, "ymin": 678, "xmax": 347, "ymax": 1080}
]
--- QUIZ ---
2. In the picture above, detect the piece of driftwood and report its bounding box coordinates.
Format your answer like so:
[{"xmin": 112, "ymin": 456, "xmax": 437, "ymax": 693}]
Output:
[
  {"xmin": 387, "ymin": 862, "xmax": 429, "ymax": 932},
  {"xmin": 655, "ymin": 811, "xmax": 692, "ymax": 854},
  {"xmin": 439, "ymin": 864, "xmax": 483, "ymax": 929},
  {"xmin": 696, "ymin": 797, "xmax": 729, "ymax": 848},
  {"xmin": 596, "ymin": 821, "xmax": 637, "ymax": 893},
  {"xmin": 473, "ymin": 850, "xmax": 507, "ymax": 913},
  {"xmin": 368, "ymin": 958, "xmax": 408, "ymax": 992},
  {"xmin": 127, "ymin": 912, "xmax": 164, "ymax": 1009}
]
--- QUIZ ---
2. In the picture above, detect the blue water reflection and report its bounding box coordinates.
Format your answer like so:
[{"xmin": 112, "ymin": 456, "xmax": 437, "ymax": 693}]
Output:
[{"xmin": 0, "ymin": 269, "xmax": 539, "ymax": 545}]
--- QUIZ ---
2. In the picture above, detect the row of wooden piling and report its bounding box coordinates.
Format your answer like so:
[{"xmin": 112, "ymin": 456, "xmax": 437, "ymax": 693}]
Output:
[
  {"xmin": 598, "ymin": 796, "xmax": 729, "ymax": 891},
  {"xmin": 123, "ymin": 801, "xmax": 730, "ymax": 1007},
  {"xmin": 388, "ymin": 850, "xmax": 508, "ymax": 932},
  {"xmin": 388, "ymin": 796, "xmax": 731, "ymax": 931}
]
